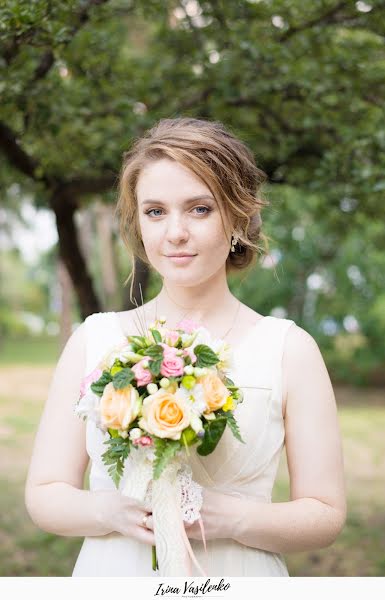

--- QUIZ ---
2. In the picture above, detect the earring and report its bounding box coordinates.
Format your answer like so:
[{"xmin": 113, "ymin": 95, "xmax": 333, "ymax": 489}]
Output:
[{"xmin": 231, "ymin": 232, "xmax": 239, "ymax": 252}]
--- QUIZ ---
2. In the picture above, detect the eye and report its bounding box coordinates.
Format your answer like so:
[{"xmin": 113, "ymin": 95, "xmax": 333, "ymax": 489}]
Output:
[
  {"xmin": 144, "ymin": 206, "xmax": 212, "ymax": 217},
  {"xmin": 145, "ymin": 208, "xmax": 163, "ymax": 217},
  {"xmin": 192, "ymin": 206, "xmax": 211, "ymax": 215}
]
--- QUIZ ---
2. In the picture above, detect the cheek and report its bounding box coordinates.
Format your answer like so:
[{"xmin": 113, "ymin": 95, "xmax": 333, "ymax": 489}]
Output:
[
  {"xmin": 138, "ymin": 217, "xmax": 160, "ymax": 248},
  {"xmin": 197, "ymin": 218, "xmax": 229, "ymax": 248}
]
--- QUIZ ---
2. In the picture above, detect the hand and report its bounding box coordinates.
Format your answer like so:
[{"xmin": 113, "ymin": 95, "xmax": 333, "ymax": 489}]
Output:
[
  {"xmin": 183, "ymin": 487, "xmax": 236, "ymax": 542},
  {"xmin": 93, "ymin": 489, "xmax": 155, "ymax": 546}
]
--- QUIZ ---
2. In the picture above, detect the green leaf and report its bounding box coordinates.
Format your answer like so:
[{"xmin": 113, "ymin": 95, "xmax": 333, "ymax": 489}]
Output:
[
  {"xmin": 153, "ymin": 438, "xmax": 181, "ymax": 480},
  {"xmin": 127, "ymin": 335, "xmax": 147, "ymax": 348},
  {"xmin": 101, "ymin": 435, "xmax": 131, "ymax": 488},
  {"xmin": 222, "ymin": 411, "xmax": 245, "ymax": 444},
  {"xmin": 194, "ymin": 344, "xmax": 220, "ymax": 368},
  {"xmin": 90, "ymin": 370, "xmax": 112, "ymax": 396},
  {"xmin": 196, "ymin": 417, "xmax": 227, "ymax": 456},
  {"xmin": 112, "ymin": 367, "xmax": 135, "ymax": 389},
  {"xmin": 148, "ymin": 357, "xmax": 162, "ymax": 376},
  {"xmin": 145, "ymin": 344, "xmax": 164, "ymax": 358},
  {"xmin": 151, "ymin": 329, "xmax": 162, "ymax": 343}
]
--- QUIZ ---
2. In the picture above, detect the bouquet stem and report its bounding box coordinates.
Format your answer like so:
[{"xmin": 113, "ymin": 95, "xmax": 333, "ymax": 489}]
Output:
[{"xmin": 152, "ymin": 545, "xmax": 158, "ymax": 571}]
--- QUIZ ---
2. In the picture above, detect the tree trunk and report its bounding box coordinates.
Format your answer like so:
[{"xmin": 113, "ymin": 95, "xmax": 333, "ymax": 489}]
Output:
[
  {"xmin": 51, "ymin": 193, "xmax": 101, "ymax": 320},
  {"xmin": 94, "ymin": 199, "xmax": 120, "ymax": 310},
  {"xmin": 57, "ymin": 256, "xmax": 73, "ymax": 351}
]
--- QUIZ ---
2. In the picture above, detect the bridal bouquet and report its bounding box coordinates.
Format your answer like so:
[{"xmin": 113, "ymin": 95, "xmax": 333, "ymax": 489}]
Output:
[{"xmin": 75, "ymin": 315, "xmax": 244, "ymax": 576}]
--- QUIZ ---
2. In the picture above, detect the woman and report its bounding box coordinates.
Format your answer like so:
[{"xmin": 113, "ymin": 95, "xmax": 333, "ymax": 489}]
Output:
[{"xmin": 25, "ymin": 117, "xmax": 346, "ymax": 576}]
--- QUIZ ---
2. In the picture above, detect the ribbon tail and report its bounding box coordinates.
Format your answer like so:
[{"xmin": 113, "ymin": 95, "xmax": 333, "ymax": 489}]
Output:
[
  {"xmin": 198, "ymin": 516, "xmax": 208, "ymax": 554},
  {"xmin": 178, "ymin": 510, "xmax": 208, "ymax": 577}
]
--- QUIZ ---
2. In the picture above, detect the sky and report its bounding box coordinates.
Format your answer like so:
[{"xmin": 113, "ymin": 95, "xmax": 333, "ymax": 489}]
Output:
[{"xmin": 1, "ymin": 199, "xmax": 57, "ymax": 265}]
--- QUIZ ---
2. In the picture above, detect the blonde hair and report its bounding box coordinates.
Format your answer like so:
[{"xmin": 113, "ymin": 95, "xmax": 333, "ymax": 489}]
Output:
[{"xmin": 115, "ymin": 117, "xmax": 270, "ymax": 303}]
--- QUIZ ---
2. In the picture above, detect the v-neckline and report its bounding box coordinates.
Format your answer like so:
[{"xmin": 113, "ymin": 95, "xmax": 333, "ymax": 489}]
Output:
[{"xmin": 111, "ymin": 311, "xmax": 270, "ymax": 356}]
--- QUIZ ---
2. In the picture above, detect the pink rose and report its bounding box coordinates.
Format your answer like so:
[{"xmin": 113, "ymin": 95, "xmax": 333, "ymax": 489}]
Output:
[
  {"xmin": 132, "ymin": 435, "xmax": 153, "ymax": 447},
  {"xmin": 175, "ymin": 318, "xmax": 201, "ymax": 333},
  {"xmin": 159, "ymin": 343, "xmax": 178, "ymax": 357},
  {"xmin": 80, "ymin": 367, "xmax": 102, "ymax": 398},
  {"xmin": 160, "ymin": 353, "xmax": 185, "ymax": 377},
  {"xmin": 132, "ymin": 357, "xmax": 153, "ymax": 386}
]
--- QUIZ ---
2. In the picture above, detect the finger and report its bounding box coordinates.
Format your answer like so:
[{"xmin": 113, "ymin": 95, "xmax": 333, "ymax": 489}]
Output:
[
  {"xmin": 145, "ymin": 515, "xmax": 154, "ymax": 531},
  {"xmin": 136, "ymin": 525, "xmax": 156, "ymax": 546}
]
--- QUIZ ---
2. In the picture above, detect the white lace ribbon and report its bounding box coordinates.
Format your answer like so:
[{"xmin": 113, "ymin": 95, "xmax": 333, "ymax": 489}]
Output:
[{"xmin": 120, "ymin": 448, "xmax": 206, "ymax": 576}]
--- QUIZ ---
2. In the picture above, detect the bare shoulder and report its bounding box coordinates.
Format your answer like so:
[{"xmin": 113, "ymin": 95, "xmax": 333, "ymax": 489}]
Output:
[
  {"xmin": 281, "ymin": 324, "xmax": 330, "ymax": 419},
  {"xmin": 240, "ymin": 303, "xmax": 265, "ymax": 324}
]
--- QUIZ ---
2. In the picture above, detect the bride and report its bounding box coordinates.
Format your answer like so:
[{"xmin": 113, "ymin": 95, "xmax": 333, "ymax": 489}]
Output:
[{"xmin": 24, "ymin": 117, "xmax": 346, "ymax": 576}]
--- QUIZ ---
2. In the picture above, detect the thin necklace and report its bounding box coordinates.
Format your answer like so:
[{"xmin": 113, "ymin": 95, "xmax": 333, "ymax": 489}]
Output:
[{"xmin": 154, "ymin": 294, "xmax": 242, "ymax": 343}]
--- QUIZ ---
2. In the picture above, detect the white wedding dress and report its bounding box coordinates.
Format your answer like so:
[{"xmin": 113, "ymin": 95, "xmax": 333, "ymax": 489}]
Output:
[{"xmin": 72, "ymin": 311, "xmax": 295, "ymax": 577}]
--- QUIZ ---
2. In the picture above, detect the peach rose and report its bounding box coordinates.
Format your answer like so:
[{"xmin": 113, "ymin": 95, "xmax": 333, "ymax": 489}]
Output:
[
  {"xmin": 100, "ymin": 381, "xmax": 141, "ymax": 430},
  {"xmin": 139, "ymin": 389, "xmax": 191, "ymax": 440},
  {"xmin": 197, "ymin": 371, "xmax": 230, "ymax": 414}
]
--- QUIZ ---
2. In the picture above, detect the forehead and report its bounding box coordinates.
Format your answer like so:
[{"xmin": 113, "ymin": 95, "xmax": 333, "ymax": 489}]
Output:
[{"xmin": 136, "ymin": 158, "xmax": 212, "ymax": 202}]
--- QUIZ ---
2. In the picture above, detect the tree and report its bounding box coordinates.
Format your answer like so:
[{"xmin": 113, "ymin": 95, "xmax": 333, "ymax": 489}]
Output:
[{"xmin": 1, "ymin": 1, "xmax": 384, "ymax": 346}]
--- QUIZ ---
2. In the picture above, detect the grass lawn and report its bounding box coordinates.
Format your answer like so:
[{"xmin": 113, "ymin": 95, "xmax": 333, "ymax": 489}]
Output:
[{"xmin": 0, "ymin": 338, "xmax": 384, "ymax": 576}]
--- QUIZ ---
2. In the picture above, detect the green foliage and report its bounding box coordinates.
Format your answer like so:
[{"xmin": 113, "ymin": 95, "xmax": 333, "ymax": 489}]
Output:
[
  {"xmin": 90, "ymin": 370, "xmax": 112, "ymax": 396},
  {"xmin": 193, "ymin": 344, "xmax": 220, "ymax": 368},
  {"xmin": 112, "ymin": 367, "xmax": 135, "ymax": 390},
  {"xmin": 150, "ymin": 329, "xmax": 162, "ymax": 344},
  {"xmin": 196, "ymin": 416, "xmax": 227, "ymax": 456},
  {"xmin": 219, "ymin": 410, "xmax": 245, "ymax": 444},
  {"xmin": 1, "ymin": 0, "xmax": 385, "ymax": 383},
  {"xmin": 101, "ymin": 435, "xmax": 131, "ymax": 488},
  {"xmin": 152, "ymin": 437, "xmax": 181, "ymax": 480}
]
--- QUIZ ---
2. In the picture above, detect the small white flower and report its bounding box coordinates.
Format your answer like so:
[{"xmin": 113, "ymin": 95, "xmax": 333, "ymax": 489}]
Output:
[
  {"xmin": 193, "ymin": 367, "xmax": 204, "ymax": 377},
  {"xmin": 175, "ymin": 383, "xmax": 207, "ymax": 416},
  {"xmin": 204, "ymin": 412, "xmax": 216, "ymax": 420},
  {"xmin": 117, "ymin": 344, "xmax": 135, "ymax": 362},
  {"xmin": 142, "ymin": 360, "xmax": 149, "ymax": 368},
  {"xmin": 159, "ymin": 315, "xmax": 167, "ymax": 324},
  {"xmin": 159, "ymin": 378, "xmax": 170, "ymax": 388},
  {"xmin": 147, "ymin": 382, "xmax": 158, "ymax": 394},
  {"xmin": 119, "ymin": 430, "xmax": 129, "ymax": 439},
  {"xmin": 184, "ymin": 365, "xmax": 194, "ymax": 375},
  {"xmin": 129, "ymin": 427, "xmax": 142, "ymax": 440},
  {"xmin": 74, "ymin": 390, "xmax": 101, "ymax": 425},
  {"xmin": 190, "ymin": 414, "xmax": 203, "ymax": 433}
]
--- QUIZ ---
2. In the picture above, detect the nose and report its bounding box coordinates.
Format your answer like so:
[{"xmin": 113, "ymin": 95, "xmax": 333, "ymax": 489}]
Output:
[{"xmin": 165, "ymin": 213, "xmax": 190, "ymax": 245}]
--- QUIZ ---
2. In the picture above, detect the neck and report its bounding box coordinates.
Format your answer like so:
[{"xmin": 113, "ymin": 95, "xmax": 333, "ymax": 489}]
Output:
[{"xmin": 152, "ymin": 269, "xmax": 238, "ymax": 328}]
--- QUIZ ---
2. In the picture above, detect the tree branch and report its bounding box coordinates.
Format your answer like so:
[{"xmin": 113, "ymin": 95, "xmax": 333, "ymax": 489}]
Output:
[{"xmin": 279, "ymin": 1, "xmax": 354, "ymax": 42}]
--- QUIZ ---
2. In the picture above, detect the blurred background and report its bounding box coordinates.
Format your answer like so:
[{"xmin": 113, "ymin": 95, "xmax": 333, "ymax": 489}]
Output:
[{"xmin": 1, "ymin": 0, "xmax": 384, "ymax": 576}]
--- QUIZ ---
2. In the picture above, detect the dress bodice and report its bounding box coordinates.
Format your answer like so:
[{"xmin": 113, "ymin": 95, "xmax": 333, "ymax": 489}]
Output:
[
  {"xmin": 83, "ymin": 311, "xmax": 295, "ymax": 504},
  {"xmin": 73, "ymin": 310, "xmax": 295, "ymax": 577}
]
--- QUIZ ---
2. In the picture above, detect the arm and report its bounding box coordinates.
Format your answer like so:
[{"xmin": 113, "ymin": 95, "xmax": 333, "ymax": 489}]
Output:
[
  {"xmin": 230, "ymin": 324, "xmax": 347, "ymax": 553},
  {"xmin": 24, "ymin": 321, "xmax": 112, "ymax": 537},
  {"xmin": 183, "ymin": 325, "xmax": 347, "ymax": 553},
  {"xmin": 24, "ymin": 320, "xmax": 156, "ymax": 545}
]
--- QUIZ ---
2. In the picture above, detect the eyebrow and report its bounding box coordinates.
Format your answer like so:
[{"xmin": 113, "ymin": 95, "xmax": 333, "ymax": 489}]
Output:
[{"xmin": 141, "ymin": 195, "xmax": 215, "ymax": 206}]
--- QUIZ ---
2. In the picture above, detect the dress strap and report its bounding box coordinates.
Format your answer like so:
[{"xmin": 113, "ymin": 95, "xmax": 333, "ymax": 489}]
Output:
[{"xmin": 268, "ymin": 317, "xmax": 296, "ymax": 420}]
